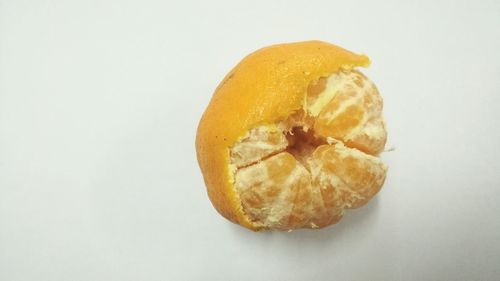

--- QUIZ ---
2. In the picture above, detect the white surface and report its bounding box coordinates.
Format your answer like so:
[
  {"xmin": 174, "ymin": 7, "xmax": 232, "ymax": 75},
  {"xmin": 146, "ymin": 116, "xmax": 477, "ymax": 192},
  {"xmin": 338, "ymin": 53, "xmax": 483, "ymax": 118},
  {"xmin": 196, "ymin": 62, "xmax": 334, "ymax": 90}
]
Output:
[{"xmin": 1, "ymin": 0, "xmax": 499, "ymax": 280}]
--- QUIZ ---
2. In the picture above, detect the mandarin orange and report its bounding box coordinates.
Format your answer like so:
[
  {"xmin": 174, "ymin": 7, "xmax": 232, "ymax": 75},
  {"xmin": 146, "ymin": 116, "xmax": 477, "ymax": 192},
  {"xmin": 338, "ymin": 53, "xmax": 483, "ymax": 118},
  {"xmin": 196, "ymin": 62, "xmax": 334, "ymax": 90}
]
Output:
[{"xmin": 196, "ymin": 41, "xmax": 387, "ymax": 231}]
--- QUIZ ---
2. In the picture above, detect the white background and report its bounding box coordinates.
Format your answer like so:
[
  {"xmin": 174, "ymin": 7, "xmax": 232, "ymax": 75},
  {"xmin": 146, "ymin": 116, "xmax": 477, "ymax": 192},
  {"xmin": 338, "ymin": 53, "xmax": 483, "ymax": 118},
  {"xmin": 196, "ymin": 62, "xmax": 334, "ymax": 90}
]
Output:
[{"xmin": 1, "ymin": 0, "xmax": 499, "ymax": 280}]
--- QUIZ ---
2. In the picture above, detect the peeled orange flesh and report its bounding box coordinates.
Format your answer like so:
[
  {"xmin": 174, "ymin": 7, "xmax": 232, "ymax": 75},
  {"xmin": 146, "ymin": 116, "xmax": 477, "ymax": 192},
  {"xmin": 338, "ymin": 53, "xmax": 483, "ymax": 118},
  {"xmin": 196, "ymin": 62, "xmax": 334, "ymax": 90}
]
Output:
[{"xmin": 196, "ymin": 41, "xmax": 387, "ymax": 231}]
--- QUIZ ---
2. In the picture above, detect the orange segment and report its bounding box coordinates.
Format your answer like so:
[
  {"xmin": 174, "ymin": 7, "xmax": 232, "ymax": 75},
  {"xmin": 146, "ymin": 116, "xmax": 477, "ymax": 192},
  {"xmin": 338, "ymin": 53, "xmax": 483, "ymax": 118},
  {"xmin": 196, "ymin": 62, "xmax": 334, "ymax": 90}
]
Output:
[
  {"xmin": 306, "ymin": 77, "xmax": 328, "ymax": 109},
  {"xmin": 345, "ymin": 118, "xmax": 386, "ymax": 155},
  {"xmin": 307, "ymin": 182, "xmax": 344, "ymax": 229},
  {"xmin": 235, "ymin": 152, "xmax": 311, "ymax": 229},
  {"xmin": 284, "ymin": 178, "xmax": 312, "ymax": 228},
  {"xmin": 316, "ymin": 104, "xmax": 365, "ymax": 137},
  {"xmin": 313, "ymin": 70, "xmax": 386, "ymax": 155},
  {"xmin": 311, "ymin": 143, "xmax": 387, "ymax": 209},
  {"xmin": 230, "ymin": 125, "xmax": 288, "ymax": 168}
]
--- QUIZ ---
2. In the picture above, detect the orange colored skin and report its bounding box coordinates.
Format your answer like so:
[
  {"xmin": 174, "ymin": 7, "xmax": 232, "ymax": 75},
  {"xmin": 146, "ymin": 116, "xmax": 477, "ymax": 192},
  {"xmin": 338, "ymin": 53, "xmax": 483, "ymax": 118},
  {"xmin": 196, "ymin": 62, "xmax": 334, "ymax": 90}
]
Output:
[{"xmin": 196, "ymin": 41, "xmax": 370, "ymax": 230}]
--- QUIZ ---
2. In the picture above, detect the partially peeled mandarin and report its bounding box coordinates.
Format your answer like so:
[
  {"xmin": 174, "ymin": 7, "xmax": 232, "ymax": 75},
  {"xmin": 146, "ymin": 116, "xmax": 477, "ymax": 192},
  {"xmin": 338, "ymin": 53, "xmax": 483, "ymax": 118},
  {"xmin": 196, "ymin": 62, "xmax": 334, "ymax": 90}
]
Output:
[{"xmin": 196, "ymin": 41, "xmax": 388, "ymax": 231}]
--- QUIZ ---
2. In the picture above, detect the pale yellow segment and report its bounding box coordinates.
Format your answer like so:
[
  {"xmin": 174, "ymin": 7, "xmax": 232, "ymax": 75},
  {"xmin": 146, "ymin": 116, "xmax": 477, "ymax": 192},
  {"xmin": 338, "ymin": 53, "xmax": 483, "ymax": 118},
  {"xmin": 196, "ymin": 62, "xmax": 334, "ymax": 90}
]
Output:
[
  {"xmin": 230, "ymin": 125, "xmax": 288, "ymax": 168},
  {"xmin": 314, "ymin": 70, "xmax": 387, "ymax": 155},
  {"xmin": 310, "ymin": 143, "xmax": 387, "ymax": 209},
  {"xmin": 306, "ymin": 71, "xmax": 357, "ymax": 117},
  {"xmin": 234, "ymin": 152, "xmax": 311, "ymax": 229}
]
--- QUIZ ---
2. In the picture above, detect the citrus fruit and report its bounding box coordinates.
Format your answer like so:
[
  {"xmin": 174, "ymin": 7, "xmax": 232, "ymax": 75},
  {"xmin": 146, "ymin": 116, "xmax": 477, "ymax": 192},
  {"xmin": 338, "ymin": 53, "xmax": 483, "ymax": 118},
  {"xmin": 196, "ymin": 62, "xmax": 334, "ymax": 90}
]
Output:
[{"xmin": 196, "ymin": 41, "xmax": 387, "ymax": 231}]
